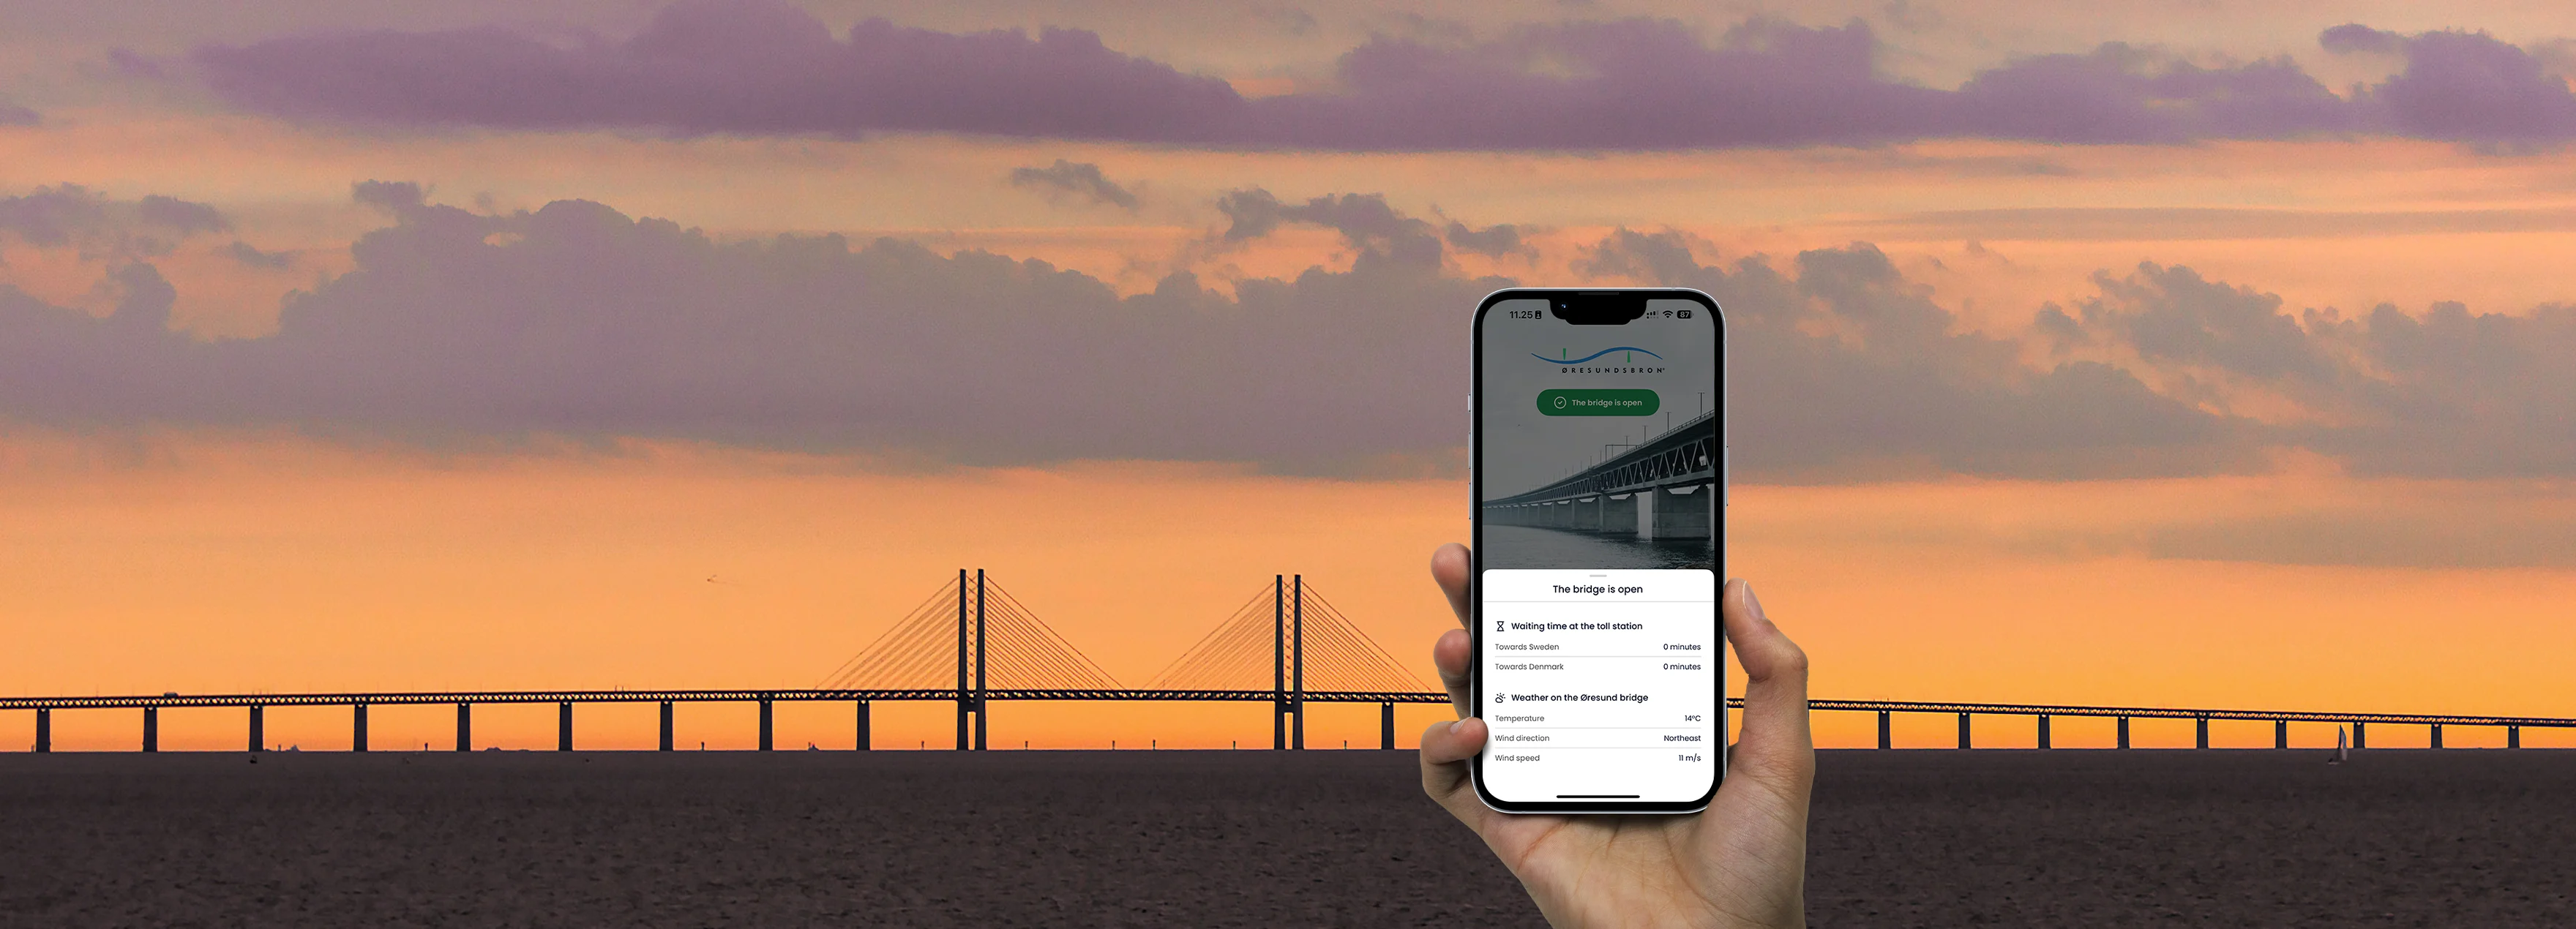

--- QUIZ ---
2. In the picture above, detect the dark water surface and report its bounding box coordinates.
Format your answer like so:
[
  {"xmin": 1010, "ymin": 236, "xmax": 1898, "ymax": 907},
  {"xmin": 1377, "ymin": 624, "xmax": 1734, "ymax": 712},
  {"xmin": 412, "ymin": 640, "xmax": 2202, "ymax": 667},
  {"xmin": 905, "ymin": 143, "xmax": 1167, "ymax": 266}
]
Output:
[
  {"xmin": 1480, "ymin": 524, "xmax": 1715, "ymax": 571},
  {"xmin": 2, "ymin": 750, "xmax": 2570, "ymax": 927}
]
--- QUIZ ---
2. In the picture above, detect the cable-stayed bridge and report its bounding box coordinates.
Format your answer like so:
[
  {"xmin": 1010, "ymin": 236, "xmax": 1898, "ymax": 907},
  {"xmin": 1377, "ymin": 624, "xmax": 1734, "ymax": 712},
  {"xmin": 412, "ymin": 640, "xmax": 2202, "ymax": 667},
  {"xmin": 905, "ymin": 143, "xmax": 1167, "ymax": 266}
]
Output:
[
  {"xmin": 1484, "ymin": 409, "xmax": 1720, "ymax": 538},
  {"xmin": 7, "ymin": 571, "xmax": 1438, "ymax": 753},
  {"xmin": 9, "ymin": 568, "xmax": 2575, "ymax": 753},
  {"xmin": 812, "ymin": 570, "xmax": 1422, "ymax": 750}
]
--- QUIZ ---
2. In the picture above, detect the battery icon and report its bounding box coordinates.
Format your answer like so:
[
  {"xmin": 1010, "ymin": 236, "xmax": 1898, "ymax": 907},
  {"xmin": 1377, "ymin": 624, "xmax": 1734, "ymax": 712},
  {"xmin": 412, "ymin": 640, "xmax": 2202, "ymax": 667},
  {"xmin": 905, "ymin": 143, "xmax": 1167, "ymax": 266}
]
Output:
[{"xmin": 1676, "ymin": 309, "xmax": 1693, "ymax": 318}]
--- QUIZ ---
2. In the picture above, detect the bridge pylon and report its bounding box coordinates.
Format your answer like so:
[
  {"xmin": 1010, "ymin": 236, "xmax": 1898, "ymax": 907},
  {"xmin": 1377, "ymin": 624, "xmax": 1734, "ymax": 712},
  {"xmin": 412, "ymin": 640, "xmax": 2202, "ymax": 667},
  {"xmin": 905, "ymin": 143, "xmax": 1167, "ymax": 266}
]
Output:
[
  {"xmin": 1154, "ymin": 574, "xmax": 1426, "ymax": 749},
  {"xmin": 818, "ymin": 569, "xmax": 1120, "ymax": 749}
]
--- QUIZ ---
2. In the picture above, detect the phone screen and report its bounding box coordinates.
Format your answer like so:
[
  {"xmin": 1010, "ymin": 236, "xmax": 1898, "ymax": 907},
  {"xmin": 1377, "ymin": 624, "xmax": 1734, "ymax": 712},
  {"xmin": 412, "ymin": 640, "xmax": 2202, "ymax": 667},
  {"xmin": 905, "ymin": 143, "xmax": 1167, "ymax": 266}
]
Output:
[{"xmin": 1472, "ymin": 291, "xmax": 1722, "ymax": 810}]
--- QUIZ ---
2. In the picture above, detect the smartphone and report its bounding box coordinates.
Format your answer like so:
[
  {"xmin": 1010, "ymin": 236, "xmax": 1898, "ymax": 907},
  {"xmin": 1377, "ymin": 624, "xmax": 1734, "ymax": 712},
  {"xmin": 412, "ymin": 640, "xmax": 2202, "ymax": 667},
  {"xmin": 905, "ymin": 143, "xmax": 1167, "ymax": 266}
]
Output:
[{"xmin": 1469, "ymin": 288, "xmax": 1723, "ymax": 814}]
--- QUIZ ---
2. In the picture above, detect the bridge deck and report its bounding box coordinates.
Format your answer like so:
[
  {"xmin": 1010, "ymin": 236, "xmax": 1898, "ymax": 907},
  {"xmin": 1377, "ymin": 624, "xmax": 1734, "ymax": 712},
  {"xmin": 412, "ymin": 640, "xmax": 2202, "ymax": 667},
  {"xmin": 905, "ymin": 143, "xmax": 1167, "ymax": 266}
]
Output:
[{"xmin": 5, "ymin": 691, "xmax": 2570, "ymax": 728}]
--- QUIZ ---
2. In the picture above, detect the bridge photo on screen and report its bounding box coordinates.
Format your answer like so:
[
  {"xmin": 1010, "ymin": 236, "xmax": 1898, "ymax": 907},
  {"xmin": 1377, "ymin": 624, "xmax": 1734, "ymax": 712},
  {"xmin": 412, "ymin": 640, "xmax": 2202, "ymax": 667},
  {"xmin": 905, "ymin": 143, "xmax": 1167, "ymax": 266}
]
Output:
[{"xmin": 1478, "ymin": 298, "xmax": 1720, "ymax": 573}]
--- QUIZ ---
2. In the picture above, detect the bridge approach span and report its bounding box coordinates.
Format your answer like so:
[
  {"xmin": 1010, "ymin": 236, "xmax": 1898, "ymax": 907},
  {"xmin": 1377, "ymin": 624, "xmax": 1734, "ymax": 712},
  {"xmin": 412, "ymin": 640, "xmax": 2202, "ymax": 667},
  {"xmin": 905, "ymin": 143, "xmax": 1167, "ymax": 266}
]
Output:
[{"xmin": 1484, "ymin": 409, "xmax": 1720, "ymax": 539}]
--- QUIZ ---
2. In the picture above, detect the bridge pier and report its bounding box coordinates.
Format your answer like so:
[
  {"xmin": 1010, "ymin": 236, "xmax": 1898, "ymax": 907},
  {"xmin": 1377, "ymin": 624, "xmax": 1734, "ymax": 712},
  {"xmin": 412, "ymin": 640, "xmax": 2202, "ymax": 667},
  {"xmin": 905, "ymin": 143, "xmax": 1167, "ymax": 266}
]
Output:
[
  {"xmin": 1636, "ymin": 488, "xmax": 1659, "ymax": 541},
  {"xmin": 1955, "ymin": 712, "xmax": 1970, "ymax": 749},
  {"xmin": 456, "ymin": 703, "xmax": 471, "ymax": 752},
  {"xmin": 2354, "ymin": 722, "xmax": 2367, "ymax": 749},
  {"xmin": 1380, "ymin": 702, "xmax": 1395, "ymax": 750},
  {"xmin": 2509, "ymin": 725, "xmax": 2521, "ymax": 749},
  {"xmin": 143, "ymin": 707, "xmax": 159, "ymax": 753},
  {"xmin": 2430, "ymin": 723, "xmax": 2442, "ymax": 749},
  {"xmin": 2037, "ymin": 714, "xmax": 2050, "ymax": 749},
  {"xmin": 2274, "ymin": 719, "xmax": 2287, "ymax": 749},
  {"xmin": 2195, "ymin": 715, "xmax": 2209, "ymax": 749},
  {"xmin": 2116, "ymin": 716, "xmax": 2130, "ymax": 749},
  {"xmin": 34, "ymin": 708, "xmax": 48, "ymax": 753},
  {"xmin": 1602, "ymin": 494, "xmax": 1638, "ymax": 535},
  {"xmin": 353, "ymin": 704, "xmax": 368, "ymax": 752},
  {"xmin": 1876, "ymin": 710, "xmax": 1890, "ymax": 749},
  {"xmin": 659, "ymin": 702, "xmax": 674, "ymax": 751},
  {"xmin": 1659, "ymin": 486, "xmax": 1714, "ymax": 539},
  {"xmin": 250, "ymin": 705, "xmax": 265, "ymax": 753},
  {"xmin": 558, "ymin": 702, "xmax": 572, "ymax": 751},
  {"xmin": 855, "ymin": 700, "xmax": 870, "ymax": 751},
  {"xmin": 759, "ymin": 699, "xmax": 774, "ymax": 751}
]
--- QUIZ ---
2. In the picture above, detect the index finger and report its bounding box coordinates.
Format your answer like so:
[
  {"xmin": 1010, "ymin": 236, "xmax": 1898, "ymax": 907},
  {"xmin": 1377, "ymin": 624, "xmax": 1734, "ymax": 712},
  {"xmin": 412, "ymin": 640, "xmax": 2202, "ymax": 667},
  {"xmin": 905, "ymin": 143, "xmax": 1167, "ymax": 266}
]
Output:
[
  {"xmin": 1430, "ymin": 544, "xmax": 1475, "ymax": 717},
  {"xmin": 1431, "ymin": 543, "xmax": 1472, "ymax": 628}
]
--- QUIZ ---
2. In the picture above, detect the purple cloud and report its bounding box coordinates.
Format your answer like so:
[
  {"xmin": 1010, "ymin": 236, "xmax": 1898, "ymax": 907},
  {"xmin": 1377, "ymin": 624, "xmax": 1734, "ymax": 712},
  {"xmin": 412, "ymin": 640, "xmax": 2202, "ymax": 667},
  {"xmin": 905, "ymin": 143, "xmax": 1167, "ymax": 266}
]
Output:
[
  {"xmin": 0, "ymin": 181, "xmax": 2241, "ymax": 479},
  {"xmin": 2328, "ymin": 26, "xmax": 2576, "ymax": 143},
  {"xmin": 1009, "ymin": 160, "xmax": 1139, "ymax": 210},
  {"xmin": 0, "ymin": 186, "xmax": 1502, "ymax": 471},
  {"xmin": 196, "ymin": 0, "xmax": 1243, "ymax": 141},
  {"xmin": 7, "ymin": 184, "xmax": 2574, "ymax": 484},
  {"xmin": 0, "ymin": 185, "xmax": 230, "ymax": 259},
  {"xmin": 190, "ymin": 3, "xmax": 2573, "ymax": 149}
]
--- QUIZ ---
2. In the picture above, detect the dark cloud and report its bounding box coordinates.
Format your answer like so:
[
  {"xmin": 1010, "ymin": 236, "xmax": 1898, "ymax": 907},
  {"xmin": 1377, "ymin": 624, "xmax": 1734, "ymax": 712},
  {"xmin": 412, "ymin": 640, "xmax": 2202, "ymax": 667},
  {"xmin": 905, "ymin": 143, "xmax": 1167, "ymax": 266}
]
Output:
[
  {"xmin": 2062, "ymin": 263, "xmax": 2335, "ymax": 383},
  {"xmin": 2318, "ymin": 24, "xmax": 2404, "ymax": 56},
  {"xmin": 0, "ymin": 186, "xmax": 1498, "ymax": 472},
  {"xmin": 1008, "ymin": 159, "xmax": 1139, "ymax": 210},
  {"xmin": 135, "ymin": 195, "xmax": 231, "ymax": 236},
  {"xmin": 190, "ymin": 2, "xmax": 2576, "ymax": 149},
  {"xmin": 2061, "ymin": 265, "xmax": 2576, "ymax": 479},
  {"xmin": 351, "ymin": 179, "xmax": 427, "ymax": 212},
  {"xmin": 1, "ymin": 182, "xmax": 2255, "ymax": 480},
  {"xmin": 1944, "ymin": 42, "xmax": 2349, "ymax": 144},
  {"xmin": 2332, "ymin": 27, "xmax": 2576, "ymax": 145},
  {"xmin": 195, "ymin": 1, "xmax": 1243, "ymax": 142},
  {"xmin": 0, "ymin": 185, "xmax": 231, "ymax": 260},
  {"xmin": 1215, "ymin": 190, "xmax": 1446, "ymax": 270},
  {"xmin": 107, "ymin": 48, "xmax": 171, "ymax": 80},
  {"xmin": 2305, "ymin": 301, "xmax": 2576, "ymax": 478},
  {"xmin": 224, "ymin": 241, "xmax": 294, "ymax": 269},
  {"xmin": 9, "ymin": 183, "xmax": 2573, "ymax": 486},
  {"xmin": 1443, "ymin": 221, "xmax": 1530, "ymax": 258},
  {"xmin": 1585, "ymin": 230, "xmax": 2256, "ymax": 480},
  {"xmin": 0, "ymin": 103, "xmax": 38, "ymax": 127}
]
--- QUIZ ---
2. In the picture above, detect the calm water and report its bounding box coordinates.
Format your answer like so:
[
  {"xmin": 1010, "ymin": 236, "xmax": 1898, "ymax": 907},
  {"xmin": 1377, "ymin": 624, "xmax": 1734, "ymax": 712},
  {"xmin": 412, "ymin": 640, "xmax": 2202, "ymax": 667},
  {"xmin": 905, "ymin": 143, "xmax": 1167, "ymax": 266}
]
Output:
[{"xmin": 1480, "ymin": 524, "xmax": 1717, "ymax": 571}]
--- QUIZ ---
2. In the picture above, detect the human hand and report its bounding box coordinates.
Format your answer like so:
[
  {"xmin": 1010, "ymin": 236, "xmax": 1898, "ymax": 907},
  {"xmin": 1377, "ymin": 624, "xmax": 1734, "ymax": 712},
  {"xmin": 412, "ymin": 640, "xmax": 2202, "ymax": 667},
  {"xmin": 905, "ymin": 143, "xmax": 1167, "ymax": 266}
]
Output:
[{"xmin": 1418, "ymin": 543, "xmax": 1813, "ymax": 928}]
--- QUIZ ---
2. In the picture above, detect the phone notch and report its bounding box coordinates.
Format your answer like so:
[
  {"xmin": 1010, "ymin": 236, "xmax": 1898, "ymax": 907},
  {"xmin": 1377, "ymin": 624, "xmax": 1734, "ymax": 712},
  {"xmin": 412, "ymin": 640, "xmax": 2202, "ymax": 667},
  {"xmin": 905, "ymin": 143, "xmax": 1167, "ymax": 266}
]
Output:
[{"xmin": 1549, "ymin": 292, "xmax": 1649, "ymax": 326}]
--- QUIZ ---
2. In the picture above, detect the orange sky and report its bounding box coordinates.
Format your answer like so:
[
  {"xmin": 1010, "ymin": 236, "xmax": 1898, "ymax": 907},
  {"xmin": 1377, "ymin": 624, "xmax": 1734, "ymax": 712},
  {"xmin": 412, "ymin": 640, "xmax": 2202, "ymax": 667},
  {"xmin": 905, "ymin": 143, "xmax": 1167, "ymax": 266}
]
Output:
[
  {"xmin": 9, "ymin": 432, "xmax": 2575, "ymax": 752},
  {"xmin": 10, "ymin": 1, "xmax": 2576, "ymax": 753}
]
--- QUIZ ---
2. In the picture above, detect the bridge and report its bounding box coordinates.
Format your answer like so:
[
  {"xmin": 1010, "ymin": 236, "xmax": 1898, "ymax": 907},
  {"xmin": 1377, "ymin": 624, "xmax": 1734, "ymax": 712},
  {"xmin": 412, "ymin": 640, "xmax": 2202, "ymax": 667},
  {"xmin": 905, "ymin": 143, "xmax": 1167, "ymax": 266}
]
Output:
[
  {"xmin": 1483, "ymin": 409, "xmax": 1720, "ymax": 538},
  {"xmin": 8, "ymin": 568, "xmax": 2574, "ymax": 752}
]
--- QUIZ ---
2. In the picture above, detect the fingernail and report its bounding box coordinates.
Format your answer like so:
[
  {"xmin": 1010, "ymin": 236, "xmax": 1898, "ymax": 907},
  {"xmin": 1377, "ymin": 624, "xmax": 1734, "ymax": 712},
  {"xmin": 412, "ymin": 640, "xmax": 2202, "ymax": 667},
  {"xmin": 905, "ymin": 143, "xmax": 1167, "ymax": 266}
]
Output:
[
  {"xmin": 1744, "ymin": 583, "xmax": 1767, "ymax": 623},
  {"xmin": 1448, "ymin": 718, "xmax": 1469, "ymax": 735}
]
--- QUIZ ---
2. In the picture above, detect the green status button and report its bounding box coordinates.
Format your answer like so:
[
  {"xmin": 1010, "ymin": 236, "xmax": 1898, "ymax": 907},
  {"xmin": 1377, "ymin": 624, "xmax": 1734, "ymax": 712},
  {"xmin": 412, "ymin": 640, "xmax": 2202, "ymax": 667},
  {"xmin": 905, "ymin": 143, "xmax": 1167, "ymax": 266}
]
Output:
[{"xmin": 1538, "ymin": 388, "xmax": 1660, "ymax": 416}]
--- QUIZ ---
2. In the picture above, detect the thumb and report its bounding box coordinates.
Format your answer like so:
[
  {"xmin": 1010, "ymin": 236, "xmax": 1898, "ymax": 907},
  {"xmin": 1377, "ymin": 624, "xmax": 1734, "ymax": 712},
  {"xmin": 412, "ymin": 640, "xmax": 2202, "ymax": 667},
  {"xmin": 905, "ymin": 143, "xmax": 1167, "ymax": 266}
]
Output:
[{"xmin": 1726, "ymin": 579, "xmax": 1812, "ymax": 795}]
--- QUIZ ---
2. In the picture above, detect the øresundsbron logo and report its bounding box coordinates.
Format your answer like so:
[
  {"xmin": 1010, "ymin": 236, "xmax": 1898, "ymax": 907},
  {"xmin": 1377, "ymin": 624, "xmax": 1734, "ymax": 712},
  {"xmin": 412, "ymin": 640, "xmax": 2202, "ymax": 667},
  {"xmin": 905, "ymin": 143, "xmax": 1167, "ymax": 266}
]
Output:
[{"xmin": 1533, "ymin": 347, "xmax": 1665, "ymax": 374}]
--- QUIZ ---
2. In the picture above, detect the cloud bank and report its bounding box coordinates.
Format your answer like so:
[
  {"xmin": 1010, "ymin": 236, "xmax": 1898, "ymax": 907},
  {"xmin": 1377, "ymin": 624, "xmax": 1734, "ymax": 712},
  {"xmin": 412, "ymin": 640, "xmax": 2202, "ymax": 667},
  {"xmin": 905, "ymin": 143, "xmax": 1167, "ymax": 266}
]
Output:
[
  {"xmin": 12, "ymin": 183, "xmax": 2576, "ymax": 485},
  {"xmin": 191, "ymin": 1, "xmax": 2576, "ymax": 149},
  {"xmin": 1010, "ymin": 160, "xmax": 1139, "ymax": 210}
]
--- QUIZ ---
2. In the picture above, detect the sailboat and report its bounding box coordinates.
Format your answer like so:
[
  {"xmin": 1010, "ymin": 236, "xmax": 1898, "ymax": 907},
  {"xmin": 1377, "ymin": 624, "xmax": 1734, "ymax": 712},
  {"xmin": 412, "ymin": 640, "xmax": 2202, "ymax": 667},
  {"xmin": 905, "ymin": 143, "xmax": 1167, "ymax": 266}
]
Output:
[{"xmin": 2329, "ymin": 726, "xmax": 2348, "ymax": 764}]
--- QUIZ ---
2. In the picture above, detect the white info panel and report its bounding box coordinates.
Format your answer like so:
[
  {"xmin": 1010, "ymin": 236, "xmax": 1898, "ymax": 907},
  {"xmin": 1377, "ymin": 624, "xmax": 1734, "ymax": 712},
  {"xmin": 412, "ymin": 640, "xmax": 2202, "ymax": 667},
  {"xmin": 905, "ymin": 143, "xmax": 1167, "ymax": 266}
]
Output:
[{"xmin": 1480, "ymin": 568, "xmax": 1720, "ymax": 803}]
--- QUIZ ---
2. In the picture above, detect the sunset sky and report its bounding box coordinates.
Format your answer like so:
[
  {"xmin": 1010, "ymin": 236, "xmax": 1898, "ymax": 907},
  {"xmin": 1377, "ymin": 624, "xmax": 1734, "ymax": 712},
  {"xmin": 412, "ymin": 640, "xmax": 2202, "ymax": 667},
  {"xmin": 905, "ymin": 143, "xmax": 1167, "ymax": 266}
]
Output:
[{"xmin": 9, "ymin": 0, "xmax": 2576, "ymax": 752}]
